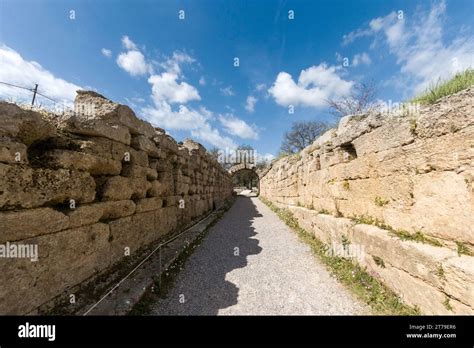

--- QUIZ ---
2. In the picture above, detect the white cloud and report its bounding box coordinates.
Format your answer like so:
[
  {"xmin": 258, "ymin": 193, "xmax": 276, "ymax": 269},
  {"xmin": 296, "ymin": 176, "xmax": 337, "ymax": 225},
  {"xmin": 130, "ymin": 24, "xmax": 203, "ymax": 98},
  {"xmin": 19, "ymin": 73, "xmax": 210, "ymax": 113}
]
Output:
[
  {"xmin": 199, "ymin": 76, "xmax": 206, "ymax": 86},
  {"xmin": 0, "ymin": 44, "xmax": 81, "ymax": 106},
  {"xmin": 220, "ymin": 85, "xmax": 235, "ymax": 96},
  {"xmin": 268, "ymin": 63, "xmax": 354, "ymax": 108},
  {"xmin": 148, "ymin": 72, "xmax": 200, "ymax": 104},
  {"xmin": 218, "ymin": 113, "xmax": 259, "ymax": 140},
  {"xmin": 117, "ymin": 50, "xmax": 149, "ymax": 76},
  {"xmin": 136, "ymin": 49, "xmax": 235, "ymax": 149},
  {"xmin": 101, "ymin": 48, "xmax": 112, "ymax": 58},
  {"xmin": 342, "ymin": 28, "xmax": 372, "ymax": 46},
  {"xmin": 191, "ymin": 123, "xmax": 237, "ymax": 149},
  {"xmin": 352, "ymin": 52, "xmax": 372, "ymax": 66},
  {"xmin": 159, "ymin": 51, "xmax": 195, "ymax": 75},
  {"xmin": 256, "ymin": 83, "xmax": 267, "ymax": 91},
  {"xmin": 122, "ymin": 35, "xmax": 138, "ymax": 50},
  {"xmin": 343, "ymin": 1, "xmax": 474, "ymax": 93},
  {"xmin": 245, "ymin": 95, "xmax": 257, "ymax": 112},
  {"xmin": 141, "ymin": 103, "xmax": 236, "ymax": 149},
  {"xmin": 116, "ymin": 35, "xmax": 151, "ymax": 76}
]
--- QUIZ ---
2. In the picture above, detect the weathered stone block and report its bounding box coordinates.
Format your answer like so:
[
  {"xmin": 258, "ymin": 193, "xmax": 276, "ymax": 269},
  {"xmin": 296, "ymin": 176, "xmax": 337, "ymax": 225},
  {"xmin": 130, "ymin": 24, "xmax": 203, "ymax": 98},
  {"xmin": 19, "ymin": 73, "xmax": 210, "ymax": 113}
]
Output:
[
  {"xmin": 443, "ymin": 255, "xmax": 474, "ymax": 309},
  {"xmin": 135, "ymin": 197, "xmax": 163, "ymax": 213},
  {"xmin": 45, "ymin": 149, "xmax": 122, "ymax": 176},
  {"xmin": 101, "ymin": 176, "xmax": 134, "ymax": 201},
  {"xmin": 0, "ymin": 164, "xmax": 96, "ymax": 209},
  {"xmin": 131, "ymin": 135, "xmax": 161, "ymax": 158},
  {"xmin": 121, "ymin": 164, "xmax": 157, "ymax": 180},
  {"xmin": 0, "ymin": 137, "xmax": 27, "ymax": 164},
  {"xmin": 61, "ymin": 115, "xmax": 131, "ymax": 145},
  {"xmin": 0, "ymin": 207, "xmax": 69, "ymax": 243},
  {"xmin": 0, "ymin": 102, "xmax": 57, "ymax": 145},
  {"xmin": 0, "ymin": 223, "xmax": 110, "ymax": 315}
]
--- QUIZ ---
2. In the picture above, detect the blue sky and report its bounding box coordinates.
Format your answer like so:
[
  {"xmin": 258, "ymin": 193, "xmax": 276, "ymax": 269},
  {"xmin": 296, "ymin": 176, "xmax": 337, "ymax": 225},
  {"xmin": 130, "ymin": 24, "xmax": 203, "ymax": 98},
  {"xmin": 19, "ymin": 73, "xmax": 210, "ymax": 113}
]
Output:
[{"xmin": 0, "ymin": 0, "xmax": 473, "ymax": 159}]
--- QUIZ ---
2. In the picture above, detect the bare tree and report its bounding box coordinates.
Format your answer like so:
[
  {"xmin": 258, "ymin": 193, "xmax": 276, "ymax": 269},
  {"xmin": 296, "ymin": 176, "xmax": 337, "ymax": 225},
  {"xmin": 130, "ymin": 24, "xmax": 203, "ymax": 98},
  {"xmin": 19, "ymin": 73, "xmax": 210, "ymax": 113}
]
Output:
[
  {"xmin": 207, "ymin": 146, "xmax": 220, "ymax": 160},
  {"xmin": 280, "ymin": 121, "xmax": 329, "ymax": 154},
  {"xmin": 327, "ymin": 82, "xmax": 378, "ymax": 119}
]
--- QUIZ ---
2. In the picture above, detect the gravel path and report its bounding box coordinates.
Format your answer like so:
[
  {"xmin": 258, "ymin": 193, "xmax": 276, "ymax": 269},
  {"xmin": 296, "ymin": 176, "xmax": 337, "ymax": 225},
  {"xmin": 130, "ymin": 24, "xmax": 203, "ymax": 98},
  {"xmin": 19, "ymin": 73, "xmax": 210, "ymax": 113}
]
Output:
[{"xmin": 150, "ymin": 197, "xmax": 368, "ymax": 315}]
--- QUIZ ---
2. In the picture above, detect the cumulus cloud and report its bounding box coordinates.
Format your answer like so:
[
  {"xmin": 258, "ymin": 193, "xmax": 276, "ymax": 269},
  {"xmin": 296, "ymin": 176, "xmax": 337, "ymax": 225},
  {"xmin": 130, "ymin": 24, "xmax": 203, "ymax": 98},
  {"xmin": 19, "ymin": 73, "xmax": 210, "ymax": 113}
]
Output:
[
  {"xmin": 352, "ymin": 52, "xmax": 371, "ymax": 66},
  {"xmin": 191, "ymin": 123, "xmax": 236, "ymax": 149},
  {"xmin": 135, "ymin": 48, "xmax": 235, "ymax": 149},
  {"xmin": 148, "ymin": 72, "xmax": 200, "ymax": 104},
  {"xmin": 116, "ymin": 36, "xmax": 151, "ymax": 76},
  {"xmin": 245, "ymin": 95, "xmax": 257, "ymax": 112},
  {"xmin": 268, "ymin": 63, "xmax": 354, "ymax": 108},
  {"xmin": 122, "ymin": 35, "xmax": 138, "ymax": 50},
  {"xmin": 343, "ymin": 1, "xmax": 474, "ymax": 93},
  {"xmin": 218, "ymin": 113, "xmax": 259, "ymax": 140},
  {"xmin": 0, "ymin": 44, "xmax": 81, "ymax": 105},
  {"xmin": 101, "ymin": 48, "xmax": 112, "ymax": 58}
]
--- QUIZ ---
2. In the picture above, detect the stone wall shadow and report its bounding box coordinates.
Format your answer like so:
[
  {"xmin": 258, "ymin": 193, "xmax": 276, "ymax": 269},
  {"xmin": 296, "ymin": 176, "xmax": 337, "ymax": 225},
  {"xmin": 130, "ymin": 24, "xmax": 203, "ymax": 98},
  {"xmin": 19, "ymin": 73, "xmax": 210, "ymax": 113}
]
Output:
[{"xmin": 153, "ymin": 196, "xmax": 262, "ymax": 315}]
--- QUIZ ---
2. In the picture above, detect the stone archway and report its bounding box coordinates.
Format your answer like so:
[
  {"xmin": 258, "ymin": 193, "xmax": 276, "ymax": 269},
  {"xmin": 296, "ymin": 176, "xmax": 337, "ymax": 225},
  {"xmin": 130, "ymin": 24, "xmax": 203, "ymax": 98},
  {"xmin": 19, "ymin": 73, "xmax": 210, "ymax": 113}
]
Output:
[{"xmin": 228, "ymin": 162, "xmax": 260, "ymax": 196}]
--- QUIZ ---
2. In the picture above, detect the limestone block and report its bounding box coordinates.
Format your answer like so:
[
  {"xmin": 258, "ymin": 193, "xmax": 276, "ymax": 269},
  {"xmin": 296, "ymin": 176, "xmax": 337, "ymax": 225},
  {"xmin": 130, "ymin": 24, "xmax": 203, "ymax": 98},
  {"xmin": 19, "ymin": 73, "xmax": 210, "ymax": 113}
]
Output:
[
  {"xmin": 353, "ymin": 224, "xmax": 454, "ymax": 289},
  {"xmin": 311, "ymin": 214, "xmax": 356, "ymax": 245},
  {"xmin": 0, "ymin": 207, "xmax": 69, "ymax": 243},
  {"xmin": 74, "ymin": 90, "xmax": 156, "ymax": 138},
  {"xmin": 352, "ymin": 118, "xmax": 415, "ymax": 156},
  {"xmin": 44, "ymin": 149, "xmax": 122, "ymax": 176},
  {"xmin": 0, "ymin": 164, "xmax": 96, "ymax": 209},
  {"xmin": 443, "ymin": 255, "xmax": 474, "ymax": 308},
  {"xmin": 60, "ymin": 115, "xmax": 131, "ymax": 145},
  {"xmin": 365, "ymin": 260, "xmax": 472, "ymax": 314},
  {"xmin": 121, "ymin": 164, "xmax": 157, "ymax": 180},
  {"xmin": 416, "ymin": 87, "xmax": 474, "ymax": 138},
  {"xmin": 131, "ymin": 135, "xmax": 161, "ymax": 158},
  {"xmin": 130, "ymin": 177, "xmax": 151, "ymax": 199},
  {"xmin": 0, "ymin": 137, "xmax": 27, "ymax": 164},
  {"xmin": 135, "ymin": 197, "xmax": 163, "ymax": 213},
  {"xmin": 148, "ymin": 180, "xmax": 166, "ymax": 197},
  {"xmin": 0, "ymin": 223, "xmax": 110, "ymax": 315},
  {"xmin": 409, "ymin": 171, "xmax": 474, "ymax": 243},
  {"xmin": 0, "ymin": 102, "xmax": 57, "ymax": 145},
  {"xmin": 101, "ymin": 176, "xmax": 134, "ymax": 201}
]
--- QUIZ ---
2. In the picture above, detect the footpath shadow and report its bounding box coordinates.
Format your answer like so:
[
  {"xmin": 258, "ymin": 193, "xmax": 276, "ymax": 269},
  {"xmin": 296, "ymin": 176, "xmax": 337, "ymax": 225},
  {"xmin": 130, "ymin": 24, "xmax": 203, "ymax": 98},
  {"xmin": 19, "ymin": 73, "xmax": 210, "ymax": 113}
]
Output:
[{"xmin": 152, "ymin": 196, "xmax": 262, "ymax": 315}]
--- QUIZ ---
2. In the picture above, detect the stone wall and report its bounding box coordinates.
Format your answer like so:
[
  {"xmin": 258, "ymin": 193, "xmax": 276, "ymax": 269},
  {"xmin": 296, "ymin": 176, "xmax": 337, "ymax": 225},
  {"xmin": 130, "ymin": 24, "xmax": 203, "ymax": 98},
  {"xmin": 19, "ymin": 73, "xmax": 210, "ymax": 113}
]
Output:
[
  {"xmin": 0, "ymin": 91, "xmax": 233, "ymax": 314},
  {"xmin": 260, "ymin": 87, "xmax": 474, "ymax": 314}
]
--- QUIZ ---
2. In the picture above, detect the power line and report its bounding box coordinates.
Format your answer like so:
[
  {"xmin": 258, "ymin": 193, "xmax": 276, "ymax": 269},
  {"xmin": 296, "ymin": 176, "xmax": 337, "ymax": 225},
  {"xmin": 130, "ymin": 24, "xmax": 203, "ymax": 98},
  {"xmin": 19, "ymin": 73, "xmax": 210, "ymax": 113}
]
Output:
[
  {"xmin": 0, "ymin": 81, "xmax": 35, "ymax": 91},
  {"xmin": 0, "ymin": 80, "xmax": 73, "ymax": 111}
]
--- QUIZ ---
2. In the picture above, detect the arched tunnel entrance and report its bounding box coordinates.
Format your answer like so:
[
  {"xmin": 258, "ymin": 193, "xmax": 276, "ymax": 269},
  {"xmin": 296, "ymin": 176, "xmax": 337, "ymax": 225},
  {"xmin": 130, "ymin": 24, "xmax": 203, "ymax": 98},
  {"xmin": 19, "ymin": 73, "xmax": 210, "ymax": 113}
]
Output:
[{"xmin": 228, "ymin": 163, "xmax": 260, "ymax": 197}]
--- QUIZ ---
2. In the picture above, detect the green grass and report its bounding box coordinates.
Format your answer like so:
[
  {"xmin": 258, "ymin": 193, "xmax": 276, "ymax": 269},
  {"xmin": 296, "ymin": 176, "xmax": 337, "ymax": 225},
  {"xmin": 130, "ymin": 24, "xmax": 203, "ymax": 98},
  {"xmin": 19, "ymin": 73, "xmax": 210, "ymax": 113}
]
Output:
[
  {"xmin": 374, "ymin": 196, "xmax": 389, "ymax": 207},
  {"xmin": 411, "ymin": 69, "xmax": 474, "ymax": 105},
  {"xmin": 351, "ymin": 214, "xmax": 443, "ymax": 247},
  {"xmin": 260, "ymin": 196, "xmax": 420, "ymax": 315},
  {"xmin": 342, "ymin": 180, "xmax": 350, "ymax": 191},
  {"xmin": 443, "ymin": 297, "xmax": 453, "ymax": 312},
  {"xmin": 435, "ymin": 265, "xmax": 446, "ymax": 281},
  {"xmin": 456, "ymin": 241, "xmax": 473, "ymax": 256},
  {"xmin": 372, "ymin": 256, "xmax": 386, "ymax": 268}
]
